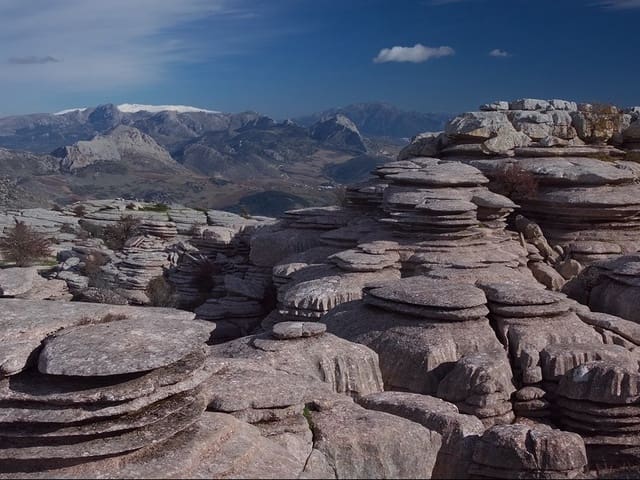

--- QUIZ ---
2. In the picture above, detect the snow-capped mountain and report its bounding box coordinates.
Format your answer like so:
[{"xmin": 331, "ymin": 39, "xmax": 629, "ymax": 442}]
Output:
[
  {"xmin": 55, "ymin": 104, "xmax": 219, "ymax": 116},
  {"xmin": 116, "ymin": 104, "xmax": 219, "ymax": 114},
  {"xmin": 54, "ymin": 108, "xmax": 88, "ymax": 115}
]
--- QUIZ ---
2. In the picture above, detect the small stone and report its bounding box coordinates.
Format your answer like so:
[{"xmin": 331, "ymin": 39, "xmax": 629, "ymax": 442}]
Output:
[
  {"xmin": 556, "ymin": 258, "xmax": 583, "ymax": 280},
  {"xmin": 272, "ymin": 321, "xmax": 327, "ymax": 340}
]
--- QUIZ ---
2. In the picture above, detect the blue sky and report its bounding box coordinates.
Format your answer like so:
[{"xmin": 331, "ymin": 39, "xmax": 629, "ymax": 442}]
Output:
[{"xmin": 0, "ymin": 0, "xmax": 638, "ymax": 118}]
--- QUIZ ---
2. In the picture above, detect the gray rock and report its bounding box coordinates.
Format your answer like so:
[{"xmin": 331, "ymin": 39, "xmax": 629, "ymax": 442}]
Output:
[
  {"xmin": 481, "ymin": 282, "xmax": 561, "ymax": 306},
  {"xmin": 509, "ymin": 99, "xmax": 551, "ymax": 111},
  {"xmin": 556, "ymin": 258, "xmax": 583, "ymax": 280},
  {"xmin": 209, "ymin": 331, "xmax": 384, "ymax": 398},
  {"xmin": 471, "ymin": 423, "xmax": 587, "ymax": 474},
  {"xmin": 38, "ymin": 316, "xmax": 210, "ymax": 376},
  {"xmin": 0, "ymin": 299, "xmax": 197, "ymax": 377},
  {"xmin": 445, "ymin": 112, "xmax": 511, "ymax": 140},
  {"xmin": 359, "ymin": 391, "xmax": 484, "ymax": 479},
  {"xmin": 304, "ymin": 401, "xmax": 442, "ymax": 479},
  {"xmin": 203, "ymin": 358, "xmax": 336, "ymax": 414},
  {"xmin": 0, "ymin": 267, "xmax": 39, "ymax": 296},
  {"xmin": 365, "ymin": 276, "xmax": 487, "ymax": 310},
  {"xmin": 548, "ymin": 99, "xmax": 578, "ymax": 111},
  {"xmin": 557, "ymin": 361, "xmax": 640, "ymax": 404},
  {"xmin": 0, "ymin": 395, "xmax": 205, "ymax": 461},
  {"xmin": 272, "ymin": 321, "xmax": 327, "ymax": 340},
  {"xmin": 0, "ymin": 348, "xmax": 206, "ymax": 405},
  {"xmin": 539, "ymin": 343, "xmax": 638, "ymax": 383},
  {"xmin": 481, "ymin": 125, "xmax": 531, "ymax": 155},
  {"xmin": 480, "ymin": 101, "xmax": 509, "ymax": 111},
  {"xmin": 324, "ymin": 301, "xmax": 504, "ymax": 394},
  {"xmin": 398, "ymin": 132, "xmax": 443, "ymax": 160}
]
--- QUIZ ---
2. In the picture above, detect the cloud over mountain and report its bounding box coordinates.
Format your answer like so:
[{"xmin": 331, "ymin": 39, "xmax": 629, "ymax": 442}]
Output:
[{"xmin": 373, "ymin": 44, "xmax": 455, "ymax": 63}]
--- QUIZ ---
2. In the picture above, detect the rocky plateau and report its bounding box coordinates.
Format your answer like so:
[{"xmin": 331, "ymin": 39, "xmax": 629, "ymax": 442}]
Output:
[{"xmin": 1, "ymin": 98, "xmax": 640, "ymax": 478}]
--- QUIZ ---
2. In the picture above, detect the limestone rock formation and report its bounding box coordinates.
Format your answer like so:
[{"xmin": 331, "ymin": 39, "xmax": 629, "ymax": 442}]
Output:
[{"xmin": 2, "ymin": 96, "xmax": 640, "ymax": 478}]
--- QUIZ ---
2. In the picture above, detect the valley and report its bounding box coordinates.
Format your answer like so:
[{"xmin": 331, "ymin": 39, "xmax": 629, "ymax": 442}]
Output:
[{"xmin": 0, "ymin": 103, "xmax": 424, "ymax": 214}]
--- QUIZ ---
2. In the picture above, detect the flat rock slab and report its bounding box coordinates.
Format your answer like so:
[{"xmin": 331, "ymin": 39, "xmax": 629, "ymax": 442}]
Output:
[
  {"xmin": 364, "ymin": 295, "xmax": 489, "ymax": 321},
  {"xmin": 0, "ymin": 267, "xmax": 39, "ymax": 297},
  {"xmin": 0, "ymin": 348, "xmax": 205, "ymax": 405},
  {"xmin": 38, "ymin": 317, "xmax": 210, "ymax": 376},
  {"xmin": 415, "ymin": 199, "xmax": 477, "ymax": 214},
  {"xmin": 0, "ymin": 395, "xmax": 205, "ymax": 461},
  {"xmin": 387, "ymin": 164, "xmax": 489, "ymax": 187},
  {"xmin": 0, "ymin": 367, "xmax": 210, "ymax": 424},
  {"xmin": 488, "ymin": 300, "xmax": 570, "ymax": 318},
  {"xmin": 204, "ymin": 359, "xmax": 334, "ymax": 412},
  {"xmin": 0, "ymin": 390, "xmax": 198, "ymax": 438},
  {"xmin": 481, "ymin": 282, "xmax": 562, "ymax": 306},
  {"xmin": 569, "ymin": 241, "xmax": 622, "ymax": 254},
  {"xmin": 513, "ymin": 157, "xmax": 635, "ymax": 186},
  {"xmin": 365, "ymin": 276, "xmax": 487, "ymax": 310},
  {"xmin": 271, "ymin": 321, "xmax": 326, "ymax": 340},
  {"xmin": 0, "ymin": 299, "xmax": 198, "ymax": 377},
  {"xmin": 555, "ymin": 396, "xmax": 640, "ymax": 418}
]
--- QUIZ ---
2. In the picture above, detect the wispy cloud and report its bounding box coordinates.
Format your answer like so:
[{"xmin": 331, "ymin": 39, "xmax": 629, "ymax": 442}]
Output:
[
  {"xmin": 596, "ymin": 0, "xmax": 640, "ymax": 8},
  {"xmin": 429, "ymin": 0, "xmax": 475, "ymax": 4},
  {"xmin": 8, "ymin": 55, "xmax": 61, "ymax": 65},
  {"xmin": 489, "ymin": 49, "xmax": 511, "ymax": 58},
  {"xmin": 0, "ymin": 0, "xmax": 249, "ymax": 90},
  {"xmin": 373, "ymin": 44, "xmax": 455, "ymax": 64}
]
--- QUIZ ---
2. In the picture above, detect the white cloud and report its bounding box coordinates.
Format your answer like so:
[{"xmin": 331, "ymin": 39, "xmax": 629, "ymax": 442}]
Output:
[
  {"xmin": 489, "ymin": 49, "xmax": 511, "ymax": 58},
  {"xmin": 373, "ymin": 44, "xmax": 455, "ymax": 64},
  {"xmin": 596, "ymin": 0, "xmax": 640, "ymax": 8}
]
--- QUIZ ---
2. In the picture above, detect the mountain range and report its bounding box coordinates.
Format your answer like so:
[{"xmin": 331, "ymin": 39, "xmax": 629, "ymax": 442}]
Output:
[
  {"xmin": 0, "ymin": 102, "xmax": 452, "ymax": 214},
  {"xmin": 294, "ymin": 102, "xmax": 451, "ymax": 139}
]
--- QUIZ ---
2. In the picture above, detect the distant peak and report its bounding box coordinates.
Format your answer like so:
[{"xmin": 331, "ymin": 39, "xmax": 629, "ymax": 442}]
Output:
[{"xmin": 116, "ymin": 103, "xmax": 220, "ymax": 114}]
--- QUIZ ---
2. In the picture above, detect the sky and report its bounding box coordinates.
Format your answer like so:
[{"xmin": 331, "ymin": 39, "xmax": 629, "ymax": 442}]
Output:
[{"xmin": 0, "ymin": 0, "xmax": 638, "ymax": 118}]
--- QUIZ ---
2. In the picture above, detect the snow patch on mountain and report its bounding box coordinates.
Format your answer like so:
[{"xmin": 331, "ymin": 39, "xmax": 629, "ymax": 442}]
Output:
[
  {"xmin": 54, "ymin": 108, "xmax": 88, "ymax": 115},
  {"xmin": 116, "ymin": 104, "xmax": 220, "ymax": 114}
]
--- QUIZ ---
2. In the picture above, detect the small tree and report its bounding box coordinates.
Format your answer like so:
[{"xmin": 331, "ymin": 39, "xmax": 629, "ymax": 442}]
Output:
[
  {"xmin": 102, "ymin": 215, "xmax": 141, "ymax": 250},
  {"xmin": 493, "ymin": 163, "xmax": 539, "ymax": 199},
  {"xmin": 0, "ymin": 220, "xmax": 52, "ymax": 266},
  {"xmin": 191, "ymin": 255, "xmax": 219, "ymax": 294},
  {"xmin": 72, "ymin": 205, "xmax": 87, "ymax": 217},
  {"xmin": 146, "ymin": 275, "xmax": 177, "ymax": 307}
]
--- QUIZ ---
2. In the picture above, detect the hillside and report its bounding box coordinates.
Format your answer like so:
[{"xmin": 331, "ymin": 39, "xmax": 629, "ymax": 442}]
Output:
[{"xmin": 0, "ymin": 105, "xmax": 405, "ymax": 214}]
